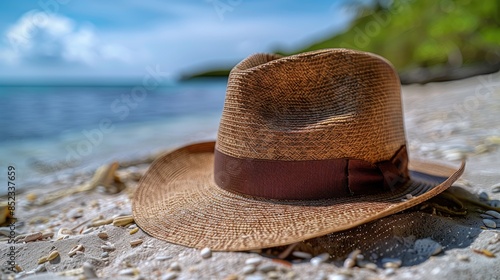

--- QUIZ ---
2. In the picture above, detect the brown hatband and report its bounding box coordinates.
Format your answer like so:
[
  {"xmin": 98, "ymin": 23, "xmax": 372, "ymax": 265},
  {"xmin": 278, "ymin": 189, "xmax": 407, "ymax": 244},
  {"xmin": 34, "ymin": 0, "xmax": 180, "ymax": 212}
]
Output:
[{"xmin": 214, "ymin": 145, "xmax": 409, "ymax": 200}]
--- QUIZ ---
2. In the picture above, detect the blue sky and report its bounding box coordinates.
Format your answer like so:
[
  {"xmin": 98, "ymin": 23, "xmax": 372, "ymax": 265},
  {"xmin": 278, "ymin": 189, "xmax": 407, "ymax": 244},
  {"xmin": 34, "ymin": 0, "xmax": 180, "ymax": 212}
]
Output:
[{"xmin": 0, "ymin": 0, "xmax": 357, "ymax": 82}]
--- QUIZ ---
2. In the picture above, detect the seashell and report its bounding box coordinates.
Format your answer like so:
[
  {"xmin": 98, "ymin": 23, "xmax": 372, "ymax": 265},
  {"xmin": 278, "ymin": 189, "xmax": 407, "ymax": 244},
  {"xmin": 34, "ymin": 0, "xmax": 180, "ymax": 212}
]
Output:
[
  {"xmin": 68, "ymin": 244, "xmax": 84, "ymax": 257},
  {"xmin": 113, "ymin": 215, "xmax": 134, "ymax": 227},
  {"xmin": 19, "ymin": 232, "xmax": 43, "ymax": 243},
  {"xmin": 37, "ymin": 256, "xmax": 48, "ymax": 264},
  {"xmin": 57, "ymin": 228, "xmax": 73, "ymax": 240},
  {"xmin": 91, "ymin": 218, "xmax": 113, "ymax": 227},
  {"xmin": 47, "ymin": 250, "xmax": 59, "ymax": 261},
  {"xmin": 130, "ymin": 239, "xmax": 143, "ymax": 246}
]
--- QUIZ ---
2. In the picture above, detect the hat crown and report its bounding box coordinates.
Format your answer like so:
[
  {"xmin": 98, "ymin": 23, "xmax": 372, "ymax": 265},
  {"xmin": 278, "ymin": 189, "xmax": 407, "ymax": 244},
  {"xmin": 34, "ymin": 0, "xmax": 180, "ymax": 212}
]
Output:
[{"xmin": 216, "ymin": 49, "xmax": 405, "ymax": 163}]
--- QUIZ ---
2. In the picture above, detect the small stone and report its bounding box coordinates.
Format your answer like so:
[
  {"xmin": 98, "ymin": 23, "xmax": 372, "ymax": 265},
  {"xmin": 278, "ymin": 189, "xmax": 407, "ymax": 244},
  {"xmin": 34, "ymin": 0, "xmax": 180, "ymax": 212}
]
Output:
[
  {"xmin": 310, "ymin": 253, "xmax": 329, "ymax": 266},
  {"xmin": 97, "ymin": 231, "xmax": 109, "ymax": 239},
  {"xmin": 83, "ymin": 262, "xmax": 98, "ymax": 278},
  {"xmin": 119, "ymin": 268, "xmax": 138, "ymax": 276},
  {"xmin": 101, "ymin": 252, "xmax": 109, "ymax": 258},
  {"xmin": 162, "ymin": 272, "xmax": 178, "ymax": 280},
  {"xmin": 245, "ymin": 275, "xmax": 265, "ymax": 280},
  {"xmin": 245, "ymin": 257, "xmax": 262, "ymax": 266},
  {"xmin": 384, "ymin": 268, "xmax": 396, "ymax": 276},
  {"xmin": 242, "ymin": 265, "xmax": 256, "ymax": 275},
  {"xmin": 169, "ymin": 262, "xmax": 181, "ymax": 272},
  {"xmin": 492, "ymin": 183, "xmax": 500, "ymax": 193},
  {"xmin": 200, "ymin": 247, "xmax": 212, "ymax": 259},
  {"xmin": 130, "ymin": 239, "xmax": 143, "ymax": 246},
  {"xmin": 488, "ymin": 200, "xmax": 500, "ymax": 208},
  {"xmin": 381, "ymin": 258, "xmax": 402, "ymax": 268},
  {"xmin": 479, "ymin": 192, "xmax": 489, "ymax": 201},
  {"xmin": 292, "ymin": 251, "xmax": 312, "ymax": 259},
  {"xmin": 456, "ymin": 254, "xmax": 469, "ymax": 261},
  {"xmin": 268, "ymin": 271, "xmax": 280, "ymax": 279},
  {"xmin": 155, "ymin": 255, "xmax": 172, "ymax": 261},
  {"xmin": 364, "ymin": 262, "xmax": 378, "ymax": 271},
  {"xmin": 414, "ymin": 238, "xmax": 442, "ymax": 256},
  {"xmin": 485, "ymin": 210, "xmax": 500, "ymax": 219},
  {"xmin": 405, "ymin": 194, "xmax": 413, "ymax": 199},
  {"xmin": 328, "ymin": 274, "xmax": 348, "ymax": 280},
  {"xmin": 483, "ymin": 219, "xmax": 497, "ymax": 228},
  {"xmin": 34, "ymin": 264, "xmax": 47, "ymax": 273},
  {"xmin": 343, "ymin": 258, "xmax": 355, "ymax": 269},
  {"xmin": 258, "ymin": 263, "xmax": 277, "ymax": 273},
  {"xmin": 224, "ymin": 274, "xmax": 239, "ymax": 280}
]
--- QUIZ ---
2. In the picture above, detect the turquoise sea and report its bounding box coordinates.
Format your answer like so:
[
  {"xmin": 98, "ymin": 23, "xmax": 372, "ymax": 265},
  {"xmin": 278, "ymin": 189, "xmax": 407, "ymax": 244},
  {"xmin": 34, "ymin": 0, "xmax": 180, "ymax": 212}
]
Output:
[{"xmin": 0, "ymin": 80, "xmax": 227, "ymax": 192}]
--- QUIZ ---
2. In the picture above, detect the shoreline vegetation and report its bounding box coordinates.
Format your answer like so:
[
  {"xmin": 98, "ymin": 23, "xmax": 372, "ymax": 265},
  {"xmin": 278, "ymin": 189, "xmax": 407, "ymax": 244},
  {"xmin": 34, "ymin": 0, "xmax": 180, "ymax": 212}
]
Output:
[{"xmin": 180, "ymin": 0, "xmax": 500, "ymax": 84}]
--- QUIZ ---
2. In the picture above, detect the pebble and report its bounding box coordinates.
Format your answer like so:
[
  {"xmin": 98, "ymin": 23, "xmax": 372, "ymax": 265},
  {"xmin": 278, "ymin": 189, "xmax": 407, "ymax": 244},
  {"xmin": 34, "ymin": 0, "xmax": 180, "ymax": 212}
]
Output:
[
  {"xmin": 310, "ymin": 253, "xmax": 330, "ymax": 266},
  {"xmin": 258, "ymin": 263, "xmax": 277, "ymax": 273},
  {"xmin": 119, "ymin": 268, "xmax": 139, "ymax": 276},
  {"xmin": 384, "ymin": 268, "xmax": 396, "ymax": 276},
  {"xmin": 483, "ymin": 219, "xmax": 497, "ymax": 228},
  {"xmin": 155, "ymin": 255, "xmax": 172, "ymax": 261},
  {"xmin": 488, "ymin": 200, "xmax": 500, "ymax": 207},
  {"xmin": 292, "ymin": 251, "xmax": 312, "ymax": 259},
  {"xmin": 414, "ymin": 238, "xmax": 442, "ymax": 256},
  {"xmin": 267, "ymin": 271, "xmax": 280, "ymax": 279},
  {"xmin": 328, "ymin": 275, "xmax": 348, "ymax": 280},
  {"xmin": 381, "ymin": 258, "xmax": 402, "ymax": 268},
  {"xmin": 97, "ymin": 231, "xmax": 109, "ymax": 239},
  {"xmin": 245, "ymin": 257, "xmax": 262, "ymax": 266},
  {"xmin": 245, "ymin": 275, "xmax": 265, "ymax": 280},
  {"xmin": 34, "ymin": 264, "xmax": 47, "ymax": 273},
  {"xmin": 82, "ymin": 262, "xmax": 98, "ymax": 278},
  {"xmin": 364, "ymin": 262, "xmax": 378, "ymax": 271},
  {"xmin": 169, "ymin": 262, "xmax": 181, "ymax": 271},
  {"xmin": 101, "ymin": 252, "xmax": 109, "ymax": 258},
  {"xmin": 224, "ymin": 275, "xmax": 238, "ymax": 280},
  {"xmin": 485, "ymin": 210, "xmax": 500, "ymax": 219},
  {"xmin": 101, "ymin": 244, "xmax": 116, "ymax": 251},
  {"xmin": 161, "ymin": 272, "xmax": 178, "ymax": 280},
  {"xmin": 242, "ymin": 265, "xmax": 256, "ymax": 274},
  {"xmin": 200, "ymin": 247, "xmax": 212, "ymax": 259},
  {"xmin": 456, "ymin": 254, "xmax": 469, "ymax": 261},
  {"xmin": 479, "ymin": 192, "xmax": 489, "ymax": 201},
  {"xmin": 130, "ymin": 239, "xmax": 143, "ymax": 246},
  {"xmin": 492, "ymin": 183, "xmax": 500, "ymax": 193}
]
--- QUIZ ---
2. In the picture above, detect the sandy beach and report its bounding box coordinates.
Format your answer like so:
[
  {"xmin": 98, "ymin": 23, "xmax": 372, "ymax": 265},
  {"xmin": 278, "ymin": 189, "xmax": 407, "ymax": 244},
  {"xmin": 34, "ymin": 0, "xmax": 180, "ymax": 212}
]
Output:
[{"xmin": 1, "ymin": 72, "xmax": 500, "ymax": 280}]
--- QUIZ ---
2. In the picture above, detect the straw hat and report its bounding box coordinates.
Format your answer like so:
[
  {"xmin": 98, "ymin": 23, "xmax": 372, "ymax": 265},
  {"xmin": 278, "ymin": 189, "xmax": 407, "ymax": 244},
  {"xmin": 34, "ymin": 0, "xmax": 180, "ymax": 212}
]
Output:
[{"xmin": 133, "ymin": 48, "xmax": 464, "ymax": 251}]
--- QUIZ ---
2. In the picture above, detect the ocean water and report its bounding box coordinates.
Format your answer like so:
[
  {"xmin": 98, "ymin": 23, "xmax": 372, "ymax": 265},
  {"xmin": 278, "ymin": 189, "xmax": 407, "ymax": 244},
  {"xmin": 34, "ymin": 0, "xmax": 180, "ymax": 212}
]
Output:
[{"xmin": 0, "ymin": 80, "xmax": 227, "ymax": 192}]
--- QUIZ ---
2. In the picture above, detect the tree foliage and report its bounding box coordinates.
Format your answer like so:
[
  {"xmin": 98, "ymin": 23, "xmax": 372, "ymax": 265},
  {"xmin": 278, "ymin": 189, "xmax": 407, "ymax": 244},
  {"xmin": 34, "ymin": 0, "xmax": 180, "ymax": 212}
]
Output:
[{"xmin": 296, "ymin": 0, "xmax": 500, "ymax": 70}]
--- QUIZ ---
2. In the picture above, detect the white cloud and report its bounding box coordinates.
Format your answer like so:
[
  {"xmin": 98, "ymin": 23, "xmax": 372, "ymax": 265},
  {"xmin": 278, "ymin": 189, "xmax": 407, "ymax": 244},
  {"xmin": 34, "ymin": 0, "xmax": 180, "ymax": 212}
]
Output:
[{"xmin": 0, "ymin": 10, "xmax": 131, "ymax": 67}]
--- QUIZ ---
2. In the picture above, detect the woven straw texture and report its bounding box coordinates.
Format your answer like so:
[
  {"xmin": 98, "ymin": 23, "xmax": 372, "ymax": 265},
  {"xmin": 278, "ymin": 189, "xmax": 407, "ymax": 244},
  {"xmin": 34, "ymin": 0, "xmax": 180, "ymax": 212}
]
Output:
[
  {"xmin": 217, "ymin": 49, "xmax": 404, "ymax": 162},
  {"xmin": 132, "ymin": 49, "xmax": 465, "ymax": 251},
  {"xmin": 133, "ymin": 142, "xmax": 464, "ymax": 251}
]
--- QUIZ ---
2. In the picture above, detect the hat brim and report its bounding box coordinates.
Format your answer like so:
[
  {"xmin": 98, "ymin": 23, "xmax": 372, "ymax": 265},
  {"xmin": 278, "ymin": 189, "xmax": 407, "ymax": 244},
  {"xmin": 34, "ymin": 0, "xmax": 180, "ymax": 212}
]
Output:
[{"xmin": 132, "ymin": 142, "xmax": 465, "ymax": 251}]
